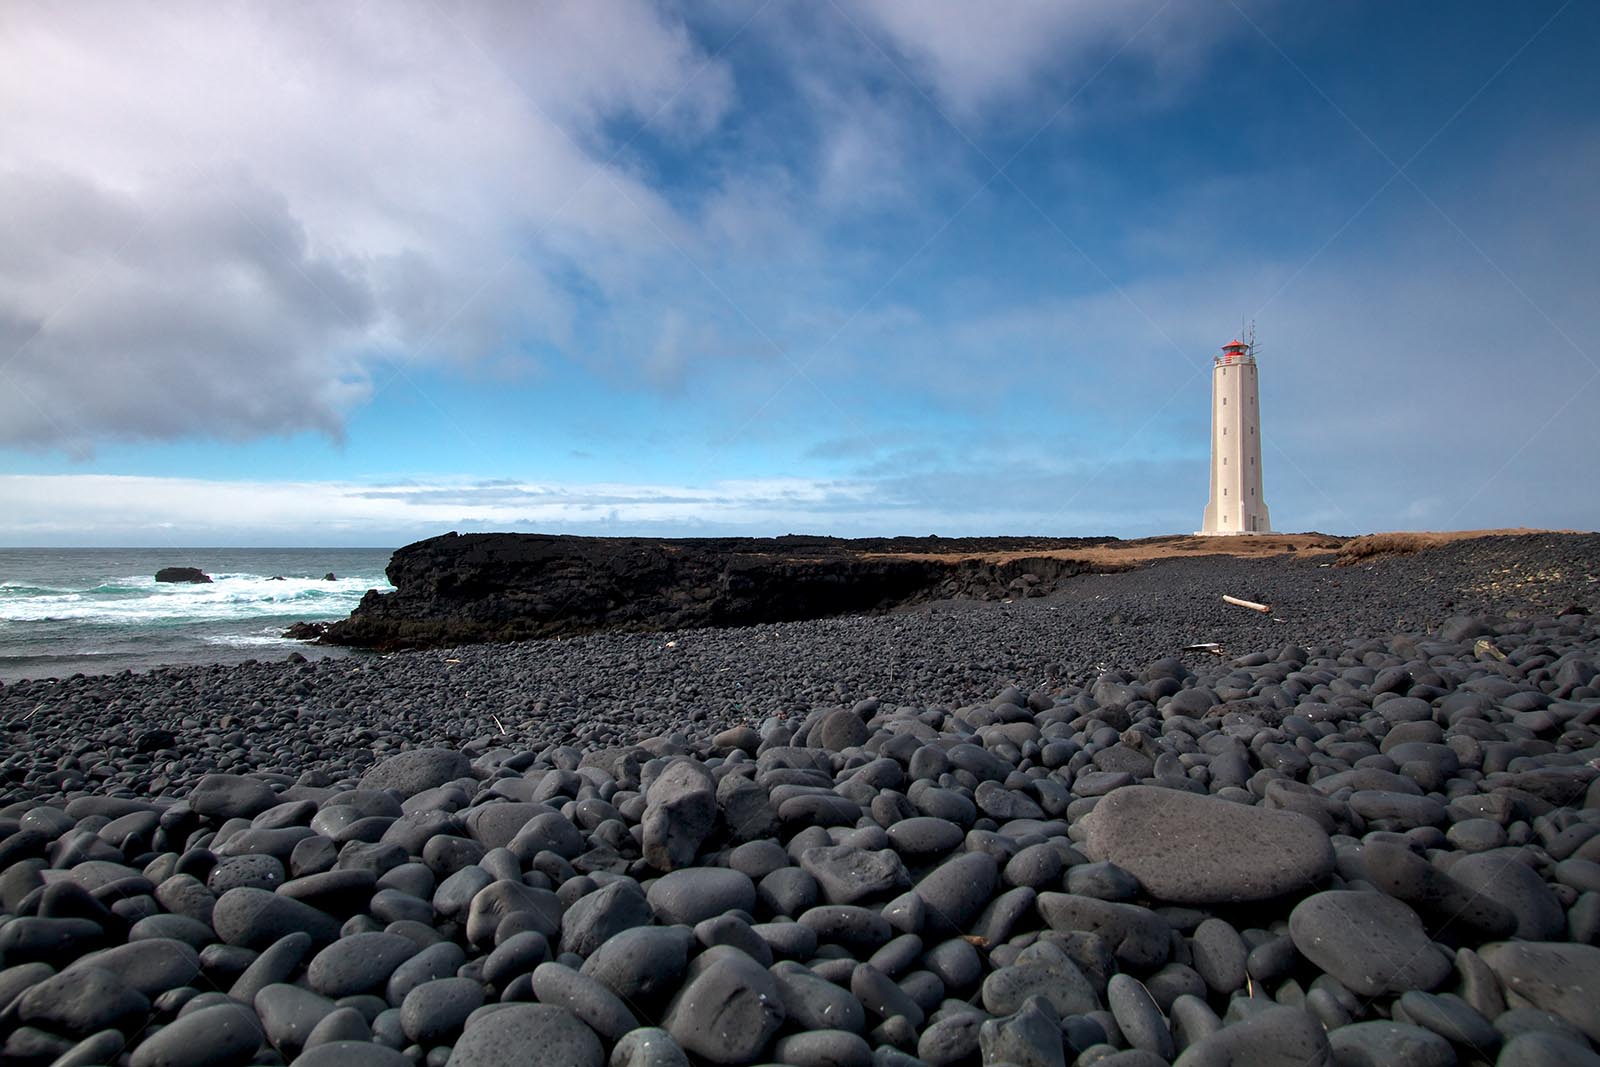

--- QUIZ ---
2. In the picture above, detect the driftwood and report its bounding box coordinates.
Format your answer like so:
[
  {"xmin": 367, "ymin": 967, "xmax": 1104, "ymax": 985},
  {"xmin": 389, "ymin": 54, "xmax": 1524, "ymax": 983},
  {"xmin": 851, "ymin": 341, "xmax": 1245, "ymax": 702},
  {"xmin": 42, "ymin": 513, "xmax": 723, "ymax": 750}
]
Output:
[{"xmin": 1222, "ymin": 594, "xmax": 1271, "ymax": 613}]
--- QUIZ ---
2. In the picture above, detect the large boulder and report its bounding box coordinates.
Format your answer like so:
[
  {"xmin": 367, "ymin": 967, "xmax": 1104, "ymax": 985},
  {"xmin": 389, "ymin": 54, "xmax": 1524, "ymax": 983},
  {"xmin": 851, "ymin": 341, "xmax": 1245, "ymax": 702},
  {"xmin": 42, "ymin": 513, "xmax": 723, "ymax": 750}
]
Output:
[
  {"xmin": 359, "ymin": 748, "xmax": 471, "ymax": 798},
  {"xmin": 1081, "ymin": 785, "xmax": 1334, "ymax": 904},
  {"xmin": 155, "ymin": 567, "xmax": 212, "ymax": 583}
]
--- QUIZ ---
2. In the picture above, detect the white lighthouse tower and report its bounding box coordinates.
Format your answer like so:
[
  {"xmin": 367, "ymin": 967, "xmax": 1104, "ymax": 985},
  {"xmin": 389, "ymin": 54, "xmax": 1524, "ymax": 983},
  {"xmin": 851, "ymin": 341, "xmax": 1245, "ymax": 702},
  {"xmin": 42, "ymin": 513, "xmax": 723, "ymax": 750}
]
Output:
[{"xmin": 1199, "ymin": 335, "xmax": 1272, "ymax": 535}]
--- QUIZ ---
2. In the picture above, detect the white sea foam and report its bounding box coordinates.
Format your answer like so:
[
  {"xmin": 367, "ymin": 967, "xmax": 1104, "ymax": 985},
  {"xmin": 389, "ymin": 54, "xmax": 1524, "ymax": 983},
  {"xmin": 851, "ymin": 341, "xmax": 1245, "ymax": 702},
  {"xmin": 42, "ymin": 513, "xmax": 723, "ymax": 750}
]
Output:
[{"xmin": 0, "ymin": 572, "xmax": 391, "ymax": 624}]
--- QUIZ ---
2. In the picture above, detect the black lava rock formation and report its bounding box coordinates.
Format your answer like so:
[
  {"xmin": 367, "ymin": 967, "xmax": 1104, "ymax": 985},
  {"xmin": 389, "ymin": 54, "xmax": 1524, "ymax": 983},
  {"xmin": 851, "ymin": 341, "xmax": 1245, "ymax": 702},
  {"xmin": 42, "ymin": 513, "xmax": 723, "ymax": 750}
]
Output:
[
  {"xmin": 155, "ymin": 567, "xmax": 213, "ymax": 584},
  {"xmin": 318, "ymin": 533, "xmax": 1125, "ymax": 650}
]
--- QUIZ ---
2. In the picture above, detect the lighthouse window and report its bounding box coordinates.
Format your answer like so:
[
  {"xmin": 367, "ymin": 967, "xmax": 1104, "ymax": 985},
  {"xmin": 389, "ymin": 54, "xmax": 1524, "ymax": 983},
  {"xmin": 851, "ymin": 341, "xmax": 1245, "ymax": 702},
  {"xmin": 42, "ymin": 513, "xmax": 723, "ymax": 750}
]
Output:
[
  {"xmin": 1223, "ymin": 488, "xmax": 1228, "ymax": 496},
  {"xmin": 1222, "ymin": 457, "xmax": 1227, "ymax": 465},
  {"xmin": 1222, "ymin": 427, "xmax": 1227, "ymax": 436},
  {"xmin": 1222, "ymin": 397, "xmax": 1227, "ymax": 406}
]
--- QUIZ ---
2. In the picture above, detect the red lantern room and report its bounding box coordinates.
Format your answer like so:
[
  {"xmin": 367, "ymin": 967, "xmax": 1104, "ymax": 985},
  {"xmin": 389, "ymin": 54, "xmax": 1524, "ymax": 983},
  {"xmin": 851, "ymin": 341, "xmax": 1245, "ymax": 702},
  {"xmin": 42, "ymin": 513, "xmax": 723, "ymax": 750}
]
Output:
[{"xmin": 1217, "ymin": 339, "xmax": 1251, "ymax": 366}]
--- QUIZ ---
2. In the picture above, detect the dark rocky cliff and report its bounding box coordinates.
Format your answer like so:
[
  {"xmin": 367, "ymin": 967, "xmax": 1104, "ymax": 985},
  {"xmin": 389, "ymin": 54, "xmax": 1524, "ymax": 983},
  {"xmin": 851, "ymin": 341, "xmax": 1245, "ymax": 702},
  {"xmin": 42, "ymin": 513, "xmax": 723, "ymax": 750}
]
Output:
[{"xmin": 314, "ymin": 532, "xmax": 1124, "ymax": 649}]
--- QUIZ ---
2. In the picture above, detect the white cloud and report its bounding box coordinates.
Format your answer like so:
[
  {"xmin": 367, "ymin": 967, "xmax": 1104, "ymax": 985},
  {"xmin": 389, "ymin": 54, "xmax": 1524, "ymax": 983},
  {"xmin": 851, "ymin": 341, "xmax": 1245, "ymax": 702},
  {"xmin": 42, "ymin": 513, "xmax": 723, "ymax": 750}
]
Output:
[
  {"xmin": 0, "ymin": 1, "xmax": 732, "ymax": 451},
  {"xmin": 0, "ymin": 468, "xmax": 1193, "ymax": 545},
  {"xmin": 841, "ymin": 0, "xmax": 1231, "ymax": 118}
]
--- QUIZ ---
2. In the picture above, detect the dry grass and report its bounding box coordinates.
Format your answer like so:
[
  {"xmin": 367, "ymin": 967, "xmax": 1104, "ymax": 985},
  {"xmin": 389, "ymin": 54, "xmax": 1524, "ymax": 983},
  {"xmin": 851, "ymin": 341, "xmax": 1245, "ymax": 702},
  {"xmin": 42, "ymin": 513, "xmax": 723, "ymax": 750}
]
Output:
[
  {"xmin": 868, "ymin": 528, "xmax": 1582, "ymax": 569},
  {"xmin": 870, "ymin": 532, "xmax": 1347, "ymax": 566},
  {"xmin": 1334, "ymin": 528, "xmax": 1576, "ymax": 566}
]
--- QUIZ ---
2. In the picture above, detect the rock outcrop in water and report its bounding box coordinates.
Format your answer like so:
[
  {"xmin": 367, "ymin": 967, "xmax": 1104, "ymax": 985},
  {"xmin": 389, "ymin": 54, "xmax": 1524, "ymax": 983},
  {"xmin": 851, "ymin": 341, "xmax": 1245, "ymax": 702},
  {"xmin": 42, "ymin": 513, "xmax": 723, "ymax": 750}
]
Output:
[
  {"xmin": 317, "ymin": 533, "xmax": 1124, "ymax": 650},
  {"xmin": 154, "ymin": 566, "xmax": 212, "ymax": 584}
]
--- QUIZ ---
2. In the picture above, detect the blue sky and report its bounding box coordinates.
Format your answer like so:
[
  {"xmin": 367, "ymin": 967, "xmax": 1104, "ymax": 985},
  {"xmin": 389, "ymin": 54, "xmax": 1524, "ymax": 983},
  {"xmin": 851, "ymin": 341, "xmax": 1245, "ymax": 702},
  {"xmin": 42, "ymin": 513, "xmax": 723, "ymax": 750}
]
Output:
[{"xmin": 1, "ymin": 1, "xmax": 1595, "ymax": 545}]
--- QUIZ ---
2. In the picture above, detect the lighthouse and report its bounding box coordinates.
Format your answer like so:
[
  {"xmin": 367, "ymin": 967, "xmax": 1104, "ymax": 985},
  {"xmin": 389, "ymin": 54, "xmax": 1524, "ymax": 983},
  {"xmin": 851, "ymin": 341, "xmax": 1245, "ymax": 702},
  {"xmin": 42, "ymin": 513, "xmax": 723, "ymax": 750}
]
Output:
[{"xmin": 1199, "ymin": 336, "xmax": 1272, "ymax": 535}]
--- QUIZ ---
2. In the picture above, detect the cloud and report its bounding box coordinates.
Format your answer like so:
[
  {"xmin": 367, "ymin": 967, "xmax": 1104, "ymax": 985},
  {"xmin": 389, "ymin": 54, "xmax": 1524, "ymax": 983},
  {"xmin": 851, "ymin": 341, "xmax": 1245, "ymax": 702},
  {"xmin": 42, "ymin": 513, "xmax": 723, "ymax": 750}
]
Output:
[
  {"xmin": 840, "ymin": 0, "xmax": 1232, "ymax": 118},
  {"xmin": 0, "ymin": 467, "xmax": 1197, "ymax": 546},
  {"xmin": 0, "ymin": 1, "xmax": 731, "ymax": 451}
]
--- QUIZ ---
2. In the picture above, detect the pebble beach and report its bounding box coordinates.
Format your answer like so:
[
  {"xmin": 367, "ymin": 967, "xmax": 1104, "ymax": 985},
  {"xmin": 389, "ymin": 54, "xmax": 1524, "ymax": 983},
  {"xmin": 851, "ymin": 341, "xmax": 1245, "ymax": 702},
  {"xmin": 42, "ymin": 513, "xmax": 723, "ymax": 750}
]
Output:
[{"xmin": 2, "ymin": 532, "xmax": 1599, "ymax": 1067}]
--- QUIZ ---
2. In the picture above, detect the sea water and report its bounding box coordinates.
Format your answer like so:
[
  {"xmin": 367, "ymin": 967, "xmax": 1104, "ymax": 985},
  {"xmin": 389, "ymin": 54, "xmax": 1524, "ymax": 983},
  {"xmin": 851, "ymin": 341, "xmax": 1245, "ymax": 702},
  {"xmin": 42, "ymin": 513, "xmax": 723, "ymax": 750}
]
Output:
[{"xmin": 0, "ymin": 548, "xmax": 395, "ymax": 683}]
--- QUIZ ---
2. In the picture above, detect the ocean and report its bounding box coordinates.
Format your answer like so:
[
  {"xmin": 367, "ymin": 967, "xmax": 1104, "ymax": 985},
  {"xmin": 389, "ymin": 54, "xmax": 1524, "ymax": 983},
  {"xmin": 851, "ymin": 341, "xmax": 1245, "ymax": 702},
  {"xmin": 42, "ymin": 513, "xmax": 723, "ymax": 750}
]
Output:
[{"xmin": 0, "ymin": 548, "xmax": 396, "ymax": 683}]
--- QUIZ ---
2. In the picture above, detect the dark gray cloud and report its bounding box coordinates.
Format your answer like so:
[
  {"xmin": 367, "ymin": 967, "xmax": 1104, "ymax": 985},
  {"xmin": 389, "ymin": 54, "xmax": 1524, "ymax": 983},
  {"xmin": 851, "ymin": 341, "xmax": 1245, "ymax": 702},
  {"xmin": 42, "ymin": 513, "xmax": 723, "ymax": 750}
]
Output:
[
  {"xmin": 0, "ymin": 1, "xmax": 731, "ymax": 452},
  {"xmin": 0, "ymin": 170, "xmax": 375, "ymax": 451}
]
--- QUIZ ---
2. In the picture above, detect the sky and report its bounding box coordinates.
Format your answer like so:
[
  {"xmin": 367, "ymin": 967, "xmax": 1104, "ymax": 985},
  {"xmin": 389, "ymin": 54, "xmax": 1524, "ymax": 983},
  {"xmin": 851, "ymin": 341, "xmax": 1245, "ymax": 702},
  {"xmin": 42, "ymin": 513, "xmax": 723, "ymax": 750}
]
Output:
[{"xmin": 1, "ymin": 0, "xmax": 1596, "ymax": 546}]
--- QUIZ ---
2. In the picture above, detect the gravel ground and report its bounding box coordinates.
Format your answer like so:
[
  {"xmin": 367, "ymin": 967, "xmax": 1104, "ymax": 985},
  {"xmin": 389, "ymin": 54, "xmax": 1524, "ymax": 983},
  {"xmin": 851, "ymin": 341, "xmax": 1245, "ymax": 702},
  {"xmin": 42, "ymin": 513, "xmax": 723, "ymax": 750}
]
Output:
[
  {"xmin": 0, "ymin": 532, "xmax": 1596, "ymax": 1067},
  {"xmin": 4, "ymin": 534, "xmax": 1592, "ymax": 785}
]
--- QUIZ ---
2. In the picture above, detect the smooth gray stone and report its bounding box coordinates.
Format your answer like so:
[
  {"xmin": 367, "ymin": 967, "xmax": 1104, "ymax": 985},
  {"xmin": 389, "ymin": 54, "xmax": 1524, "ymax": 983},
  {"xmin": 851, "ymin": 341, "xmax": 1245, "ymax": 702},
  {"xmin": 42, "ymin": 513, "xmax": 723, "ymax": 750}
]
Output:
[
  {"xmin": 924, "ymin": 937, "xmax": 983, "ymax": 992},
  {"xmin": 466, "ymin": 879, "xmax": 563, "ymax": 947},
  {"xmin": 448, "ymin": 1003, "xmax": 604, "ymax": 1067},
  {"xmin": 798, "ymin": 905, "xmax": 893, "ymax": 950},
  {"xmin": 67, "ymin": 938, "xmax": 201, "ymax": 998},
  {"xmin": 560, "ymin": 880, "xmax": 650, "ymax": 957},
  {"xmin": 306, "ymin": 932, "xmax": 420, "ymax": 998},
  {"xmin": 913, "ymin": 851, "xmax": 997, "ymax": 935},
  {"xmin": 129, "ymin": 1002, "xmax": 263, "ymax": 1067},
  {"xmin": 981, "ymin": 952, "xmax": 1098, "ymax": 1018},
  {"xmin": 1479, "ymin": 941, "xmax": 1600, "ymax": 1044},
  {"xmin": 642, "ymin": 760, "xmax": 717, "ymax": 871},
  {"xmin": 1392, "ymin": 990, "xmax": 1499, "ymax": 1054},
  {"xmin": 851, "ymin": 962, "xmax": 924, "ymax": 1029},
  {"xmin": 15, "ymin": 965, "xmax": 148, "ymax": 1034},
  {"xmin": 1066, "ymin": 861, "xmax": 1139, "ymax": 902},
  {"xmin": 207, "ymin": 854, "xmax": 287, "ymax": 893},
  {"xmin": 978, "ymin": 996, "xmax": 1064, "ymax": 1067},
  {"xmin": 1494, "ymin": 1008, "xmax": 1590, "ymax": 1048},
  {"xmin": 771, "ymin": 962, "xmax": 867, "ymax": 1034},
  {"xmin": 1036, "ymin": 893, "xmax": 1171, "ymax": 971},
  {"xmin": 581, "ymin": 925, "xmax": 694, "ymax": 1002},
  {"xmin": 531, "ymin": 962, "xmax": 637, "ymax": 1042},
  {"xmin": 1003, "ymin": 842, "xmax": 1065, "ymax": 888},
  {"xmin": 867, "ymin": 933, "xmax": 924, "ymax": 978},
  {"xmin": 1191, "ymin": 918, "xmax": 1248, "ymax": 997},
  {"xmin": 1496, "ymin": 1031, "xmax": 1600, "ymax": 1067},
  {"xmin": 1081, "ymin": 785, "xmax": 1334, "ymax": 904},
  {"xmin": 917, "ymin": 1009, "xmax": 987, "ymax": 1067},
  {"xmin": 1171, "ymin": 1005, "xmax": 1334, "ymax": 1066},
  {"xmin": 399, "ymin": 976, "xmax": 483, "ymax": 1044},
  {"xmin": 1449, "ymin": 852, "xmax": 1567, "ymax": 941},
  {"xmin": 662, "ymin": 946, "xmax": 785, "ymax": 1063},
  {"xmin": 800, "ymin": 845, "xmax": 908, "ymax": 906},
  {"xmin": 694, "ymin": 913, "xmax": 772, "ymax": 967},
  {"xmin": 1108, "ymin": 974, "xmax": 1174, "ymax": 1060},
  {"xmin": 388, "ymin": 940, "xmax": 469, "ymax": 1006},
  {"xmin": 0, "ymin": 961, "xmax": 53, "ymax": 1013},
  {"xmin": 302, "ymin": 1006, "xmax": 370, "ymax": 1049},
  {"xmin": 609, "ymin": 1027, "xmax": 691, "ymax": 1067},
  {"xmin": 359, "ymin": 749, "xmax": 470, "ymax": 798},
  {"xmin": 1358, "ymin": 840, "xmax": 1517, "ymax": 939},
  {"xmin": 1170, "ymin": 993, "xmax": 1223, "ymax": 1052},
  {"xmin": 772, "ymin": 1028, "xmax": 874, "ymax": 1067},
  {"xmin": 760, "ymin": 866, "xmax": 821, "ymax": 916},
  {"xmin": 753, "ymin": 919, "xmax": 817, "ymax": 959},
  {"xmin": 646, "ymin": 867, "xmax": 756, "ymax": 925},
  {"xmin": 1325, "ymin": 1021, "xmax": 1455, "ymax": 1067},
  {"xmin": 46, "ymin": 1027, "xmax": 128, "ymax": 1067},
  {"xmin": 212, "ymin": 887, "xmax": 341, "ymax": 949},
  {"xmin": 1347, "ymin": 790, "xmax": 1448, "ymax": 830},
  {"xmin": 432, "ymin": 865, "xmax": 493, "ymax": 918},
  {"xmin": 1288, "ymin": 891, "xmax": 1450, "ymax": 997},
  {"xmin": 254, "ymin": 983, "xmax": 337, "ymax": 1057},
  {"xmin": 885, "ymin": 817, "xmax": 965, "ymax": 858},
  {"xmin": 189, "ymin": 775, "xmax": 277, "ymax": 820}
]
